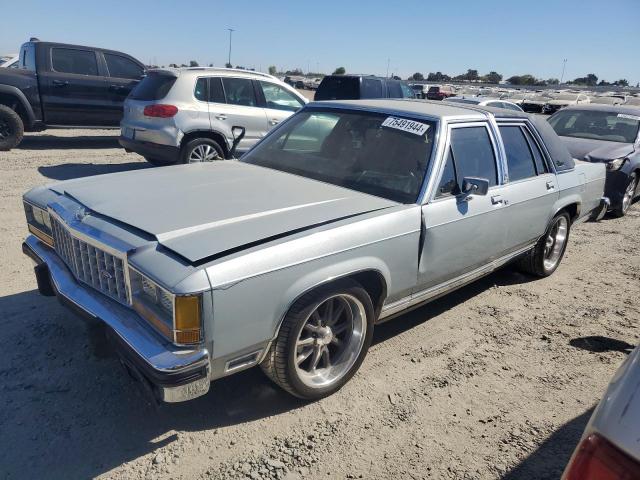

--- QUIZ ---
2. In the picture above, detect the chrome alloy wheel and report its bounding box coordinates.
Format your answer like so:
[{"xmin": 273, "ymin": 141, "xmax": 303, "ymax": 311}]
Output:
[
  {"xmin": 622, "ymin": 177, "xmax": 636, "ymax": 214},
  {"xmin": 294, "ymin": 294, "xmax": 366, "ymax": 388},
  {"xmin": 188, "ymin": 144, "xmax": 221, "ymax": 163},
  {"xmin": 543, "ymin": 215, "xmax": 568, "ymax": 271}
]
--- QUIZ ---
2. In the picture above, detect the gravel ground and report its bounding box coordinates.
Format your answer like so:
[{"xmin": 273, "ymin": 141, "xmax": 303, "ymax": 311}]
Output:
[{"xmin": 0, "ymin": 128, "xmax": 638, "ymax": 480}]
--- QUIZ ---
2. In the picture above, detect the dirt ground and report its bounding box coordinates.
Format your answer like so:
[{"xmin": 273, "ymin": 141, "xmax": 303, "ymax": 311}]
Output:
[{"xmin": 0, "ymin": 129, "xmax": 638, "ymax": 480}]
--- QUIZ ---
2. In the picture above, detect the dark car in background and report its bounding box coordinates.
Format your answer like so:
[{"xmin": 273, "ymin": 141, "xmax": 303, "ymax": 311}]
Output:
[
  {"xmin": 315, "ymin": 75, "xmax": 415, "ymax": 101},
  {"xmin": 425, "ymin": 85, "xmax": 456, "ymax": 100},
  {"xmin": 0, "ymin": 39, "xmax": 144, "ymax": 150},
  {"xmin": 549, "ymin": 105, "xmax": 640, "ymax": 216}
]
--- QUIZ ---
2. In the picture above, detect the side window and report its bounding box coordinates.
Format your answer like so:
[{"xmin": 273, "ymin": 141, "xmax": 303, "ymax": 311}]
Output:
[
  {"xmin": 259, "ymin": 81, "xmax": 304, "ymax": 112},
  {"xmin": 449, "ymin": 126, "xmax": 498, "ymax": 186},
  {"xmin": 435, "ymin": 147, "xmax": 458, "ymax": 198},
  {"xmin": 361, "ymin": 79, "xmax": 383, "ymax": 98},
  {"xmin": 51, "ymin": 48, "xmax": 98, "ymax": 76},
  {"xmin": 522, "ymin": 127, "xmax": 549, "ymax": 174},
  {"xmin": 499, "ymin": 126, "xmax": 537, "ymax": 181},
  {"xmin": 104, "ymin": 53, "xmax": 143, "ymax": 79},
  {"xmin": 400, "ymin": 83, "xmax": 415, "ymax": 98},
  {"xmin": 208, "ymin": 77, "xmax": 225, "ymax": 103},
  {"xmin": 221, "ymin": 77, "xmax": 257, "ymax": 107},
  {"xmin": 386, "ymin": 81, "xmax": 403, "ymax": 98},
  {"xmin": 194, "ymin": 78, "xmax": 207, "ymax": 101}
]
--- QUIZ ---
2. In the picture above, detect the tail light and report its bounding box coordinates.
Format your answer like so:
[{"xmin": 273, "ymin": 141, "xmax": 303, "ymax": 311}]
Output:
[
  {"xmin": 565, "ymin": 434, "xmax": 640, "ymax": 480},
  {"xmin": 144, "ymin": 104, "xmax": 178, "ymax": 118}
]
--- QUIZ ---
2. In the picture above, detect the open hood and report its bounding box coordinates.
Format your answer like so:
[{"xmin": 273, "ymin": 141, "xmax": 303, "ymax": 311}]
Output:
[{"xmin": 50, "ymin": 162, "xmax": 396, "ymax": 262}]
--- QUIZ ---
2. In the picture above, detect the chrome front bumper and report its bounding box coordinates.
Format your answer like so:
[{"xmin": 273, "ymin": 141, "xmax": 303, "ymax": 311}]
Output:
[{"xmin": 22, "ymin": 235, "xmax": 211, "ymax": 403}]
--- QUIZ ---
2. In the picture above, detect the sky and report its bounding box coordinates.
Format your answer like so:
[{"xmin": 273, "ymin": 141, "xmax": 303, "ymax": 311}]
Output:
[{"xmin": 1, "ymin": 0, "xmax": 639, "ymax": 85}]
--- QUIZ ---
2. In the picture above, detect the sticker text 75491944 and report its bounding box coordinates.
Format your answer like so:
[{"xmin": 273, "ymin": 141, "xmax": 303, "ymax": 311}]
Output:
[{"xmin": 381, "ymin": 116, "xmax": 430, "ymax": 136}]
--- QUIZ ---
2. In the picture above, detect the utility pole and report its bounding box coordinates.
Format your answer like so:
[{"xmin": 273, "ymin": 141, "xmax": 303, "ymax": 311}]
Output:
[
  {"xmin": 386, "ymin": 58, "xmax": 390, "ymax": 78},
  {"xmin": 560, "ymin": 58, "xmax": 567, "ymax": 84},
  {"xmin": 227, "ymin": 28, "xmax": 235, "ymax": 67}
]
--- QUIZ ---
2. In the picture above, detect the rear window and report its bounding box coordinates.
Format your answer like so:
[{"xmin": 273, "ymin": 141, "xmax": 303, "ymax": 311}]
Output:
[
  {"xmin": 315, "ymin": 77, "xmax": 360, "ymax": 100},
  {"xmin": 428, "ymin": 86, "xmax": 440, "ymax": 93},
  {"xmin": 129, "ymin": 73, "xmax": 177, "ymax": 100}
]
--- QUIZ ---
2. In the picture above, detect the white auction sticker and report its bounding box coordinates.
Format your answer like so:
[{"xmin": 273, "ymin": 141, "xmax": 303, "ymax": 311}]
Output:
[
  {"xmin": 618, "ymin": 113, "xmax": 640, "ymax": 121},
  {"xmin": 381, "ymin": 116, "xmax": 430, "ymax": 136}
]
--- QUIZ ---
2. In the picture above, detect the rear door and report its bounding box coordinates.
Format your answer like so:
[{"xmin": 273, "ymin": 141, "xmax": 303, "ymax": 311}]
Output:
[
  {"xmin": 418, "ymin": 123, "xmax": 509, "ymax": 290},
  {"xmin": 40, "ymin": 46, "xmax": 110, "ymax": 125},
  {"xmin": 210, "ymin": 77, "xmax": 269, "ymax": 151},
  {"xmin": 256, "ymin": 80, "xmax": 305, "ymax": 130},
  {"xmin": 496, "ymin": 122, "xmax": 559, "ymax": 253},
  {"xmin": 102, "ymin": 52, "xmax": 144, "ymax": 125}
]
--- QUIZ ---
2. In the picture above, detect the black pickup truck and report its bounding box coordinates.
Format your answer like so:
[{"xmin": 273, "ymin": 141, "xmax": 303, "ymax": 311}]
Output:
[{"xmin": 0, "ymin": 39, "xmax": 145, "ymax": 150}]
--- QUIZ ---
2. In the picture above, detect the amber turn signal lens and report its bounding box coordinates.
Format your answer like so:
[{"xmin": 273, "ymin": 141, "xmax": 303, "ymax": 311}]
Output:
[
  {"xmin": 174, "ymin": 295, "xmax": 201, "ymax": 344},
  {"xmin": 28, "ymin": 224, "xmax": 54, "ymax": 247}
]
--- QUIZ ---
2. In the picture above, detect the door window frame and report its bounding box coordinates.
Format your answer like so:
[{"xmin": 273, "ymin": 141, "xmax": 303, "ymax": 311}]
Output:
[
  {"xmin": 496, "ymin": 120, "xmax": 555, "ymax": 181},
  {"xmin": 426, "ymin": 121, "xmax": 504, "ymax": 204}
]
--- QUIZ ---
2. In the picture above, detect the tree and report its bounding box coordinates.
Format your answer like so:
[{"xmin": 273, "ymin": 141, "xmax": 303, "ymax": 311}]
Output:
[
  {"xmin": 615, "ymin": 79, "xmax": 629, "ymax": 87},
  {"xmin": 570, "ymin": 73, "xmax": 598, "ymax": 86},
  {"xmin": 546, "ymin": 78, "xmax": 560, "ymax": 85},
  {"xmin": 268, "ymin": 65, "xmax": 277, "ymax": 75},
  {"xmin": 208, "ymin": 63, "xmax": 214, "ymax": 67},
  {"xmin": 483, "ymin": 71, "xmax": 502, "ymax": 84},
  {"xmin": 466, "ymin": 69, "xmax": 479, "ymax": 81},
  {"xmin": 333, "ymin": 67, "xmax": 346, "ymax": 75},
  {"xmin": 506, "ymin": 74, "xmax": 539, "ymax": 86},
  {"xmin": 410, "ymin": 72, "xmax": 424, "ymax": 81},
  {"xmin": 427, "ymin": 71, "xmax": 450, "ymax": 82},
  {"xmin": 189, "ymin": 60, "xmax": 199, "ymax": 67}
]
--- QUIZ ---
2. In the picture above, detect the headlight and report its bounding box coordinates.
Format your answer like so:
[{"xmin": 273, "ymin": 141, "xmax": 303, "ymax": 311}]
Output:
[
  {"xmin": 24, "ymin": 201, "xmax": 53, "ymax": 247},
  {"xmin": 606, "ymin": 158, "xmax": 626, "ymax": 171},
  {"xmin": 129, "ymin": 268, "xmax": 202, "ymax": 345}
]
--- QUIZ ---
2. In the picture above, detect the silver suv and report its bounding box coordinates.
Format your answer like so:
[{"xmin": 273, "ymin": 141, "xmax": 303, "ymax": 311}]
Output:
[{"xmin": 119, "ymin": 68, "xmax": 308, "ymax": 165}]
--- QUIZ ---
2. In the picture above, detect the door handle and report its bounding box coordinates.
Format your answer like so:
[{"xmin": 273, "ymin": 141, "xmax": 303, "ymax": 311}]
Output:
[
  {"xmin": 546, "ymin": 181, "xmax": 555, "ymax": 190},
  {"xmin": 491, "ymin": 195, "xmax": 505, "ymax": 205},
  {"xmin": 109, "ymin": 84, "xmax": 125, "ymax": 91},
  {"xmin": 214, "ymin": 114, "xmax": 227, "ymax": 120},
  {"xmin": 269, "ymin": 119, "xmax": 279, "ymax": 126},
  {"xmin": 52, "ymin": 80, "xmax": 69, "ymax": 87}
]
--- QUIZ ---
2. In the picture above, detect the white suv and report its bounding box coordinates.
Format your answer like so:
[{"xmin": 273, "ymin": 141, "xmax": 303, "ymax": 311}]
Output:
[{"xmin": 119, "ymin": 68, "xmax": 308, "ymax": 165}]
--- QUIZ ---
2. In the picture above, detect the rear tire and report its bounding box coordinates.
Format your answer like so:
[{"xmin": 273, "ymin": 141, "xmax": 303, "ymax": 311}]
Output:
[
  {"xmin": 517, "ymin": 211, "xmax": 571, "ymax": 277},
  {"xmin": 261, "ymin": 279, "xmax": 374, "ymax": 400},
  {"xmin": 0, "ymin": 104, "xmax": 24, "ymax": 151},
  {"xmin": 180, "ymin": 138, "xmax": 225, "ymax": 164},
  {"xmin": 612, "ymin": 173, "xmax": 637, "ymax": 217}
]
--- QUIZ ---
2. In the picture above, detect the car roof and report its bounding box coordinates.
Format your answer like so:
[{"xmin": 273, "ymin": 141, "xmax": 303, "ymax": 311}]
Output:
[
  {"xmin": 308, "ymin": 98, "xmax": 529, "ymax": 121},
  {"xmin": 558, "ymin": 104, "xmax": 640, "ymax": 116},
  {"xmin": 147, "ymin": 67, "xmax": 281, "ymax": 82}
]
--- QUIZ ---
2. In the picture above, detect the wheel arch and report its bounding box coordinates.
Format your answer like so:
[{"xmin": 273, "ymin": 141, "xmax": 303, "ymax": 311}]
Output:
[
  {"xmin": 0, "ymin": 85, "xmax": 35, "ymax": 126},
  {"xmin": 180, "ymin": 129, "xmax": 230, "ymax": 158},
  {"xmin": 553, "ymin": 199, "xmax": 580, "ymax": 223}
]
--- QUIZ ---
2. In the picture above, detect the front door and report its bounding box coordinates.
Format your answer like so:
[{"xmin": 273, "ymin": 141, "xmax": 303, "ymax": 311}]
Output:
[
  {"xmin": 256, "ymin": 80, "xmax": 305, "ymax": 131},
  {"xmin": 418, "ymin": 123, "xmax": 509, "ymax": 290},
  {"xmin": 39, "ymin": 47, "xmax": 109, "ymax": 125}
]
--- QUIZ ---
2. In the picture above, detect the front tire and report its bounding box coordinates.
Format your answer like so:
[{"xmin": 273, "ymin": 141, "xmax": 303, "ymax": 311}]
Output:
[
  {"xmin": 0, "ymin": 104, "xmax": 24, "ymax": 151},
  {"xmin": 180, "ymin": 138, "xmax": 225, "ymax": 164},
  {"xmin": 517, "ymin": 211, "xmax": 571, "ymax": 277},
  {"xmin": 613, "ymin": 173, "xmax": 637, "ymax": 217},
  {"xmin": 261, "ymin": 279, "xmax": 374, "ymax": 400}
]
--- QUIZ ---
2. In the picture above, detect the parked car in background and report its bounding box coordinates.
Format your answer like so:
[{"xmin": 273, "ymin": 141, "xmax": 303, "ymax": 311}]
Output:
[
  {"xmin": 119, "ymin": 68, "xmax": 308, "ymax": 165},
  {"xmin": 410, "ymin": 83, "xmax": 428, "ymax": 99},
  {"xmin": 22, "ymin": 99, "xmax": 606, "ymax": 403},
  {"xmin": 0, "ymin": 39, "xmax": 145, "ymax": 150},
  {"xmin": 521, "ymin": 92, "xmax": 554, "ymax": 113},
  {"xmin": 445, "ymin": 96, "xmax": 524, "ymax": 111},
  {"xmin": 501, "ymin": 91, "xmax": 534, "ymax": 107},
  {"xmin": 0, "ymin": 54, "xmax": 19, "ymax": 68},
  {"xmin": 562, "ymin": 343, "xmax": 640, "ymax": 479},
  {"xmin": 542, "ymin": 93, "xmax": 590, "ymax": 114},
  {"xmin": 315, "ymin": 75, "xmax": 414, "ymax": 101},
  {"xmin": 425, "ymin": 84, "xmax": 456, "ymax": 100},
  {"xmin": 624, "ymin": 96, "xmax": 640, "ymax": 106},
  {"xmin": 549, "ymin": 105, "xmax": 640, "ymax": 216},
  {"xmin": 303, "ymin": 77, "xmax": 322, "ymax": 90},
  {"xmin": 590, "ymin": 95, "xmax": 625, "ymax": 106}
]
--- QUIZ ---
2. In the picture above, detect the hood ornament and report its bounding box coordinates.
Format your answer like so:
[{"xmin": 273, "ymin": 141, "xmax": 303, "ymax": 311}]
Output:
[{"xmin": 74, "ymin": 208, "xmax": 89, "ymax": 222}]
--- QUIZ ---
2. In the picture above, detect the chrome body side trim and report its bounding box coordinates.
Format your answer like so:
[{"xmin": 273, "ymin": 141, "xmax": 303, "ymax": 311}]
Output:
[{"xmin": 378, "ymin": 243, "xmax": 535, "ymax": 321}]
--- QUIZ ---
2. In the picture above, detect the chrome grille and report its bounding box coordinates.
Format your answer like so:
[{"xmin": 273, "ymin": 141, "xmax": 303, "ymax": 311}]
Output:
[{"xmin": 51, "ymin": 216, "xmax": 130, "ymax": 305}]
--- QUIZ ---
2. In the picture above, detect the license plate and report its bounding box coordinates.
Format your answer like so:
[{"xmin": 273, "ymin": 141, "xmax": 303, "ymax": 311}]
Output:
[{"xmin": 122, "ymin": 127, "xmax": 135, "ymax": 139}]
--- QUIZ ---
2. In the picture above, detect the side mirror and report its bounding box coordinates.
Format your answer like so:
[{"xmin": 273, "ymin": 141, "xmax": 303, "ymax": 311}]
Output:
[
  {"xmin": 461, "ymin": 177, "xmax": 489, "ymax": 196},
  {"xmin": 229, "ymin": 126, "xmax": 246, "ymax": 158}
]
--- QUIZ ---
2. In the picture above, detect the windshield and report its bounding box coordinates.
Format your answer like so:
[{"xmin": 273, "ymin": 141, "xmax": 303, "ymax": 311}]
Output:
[
  {"xmin": 549, "ymin": 109, "xmax": 640, "ymax": 143},
  {"xmin": 241, "ymin": 109, "xmax": 437, "ymax": 203}
]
